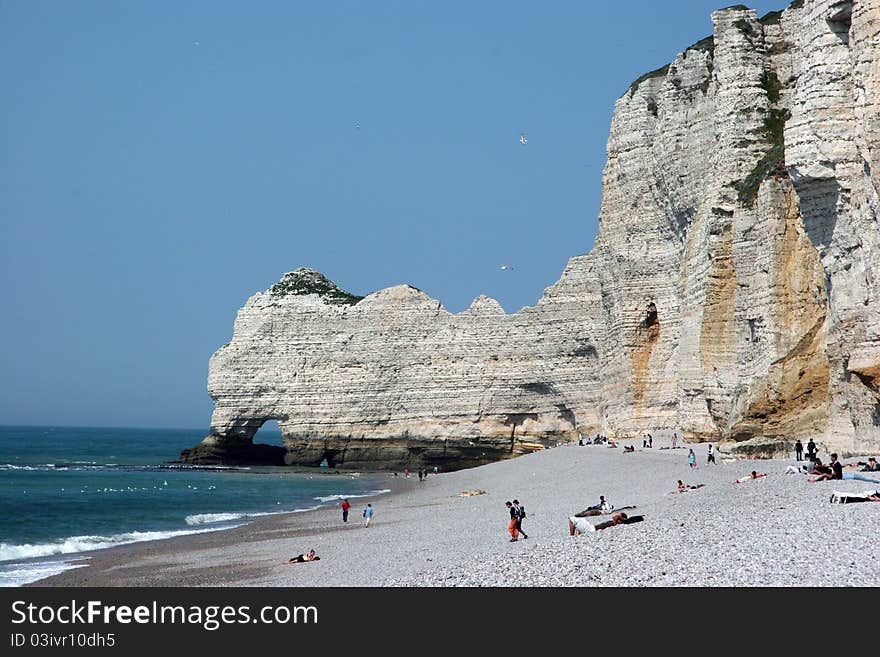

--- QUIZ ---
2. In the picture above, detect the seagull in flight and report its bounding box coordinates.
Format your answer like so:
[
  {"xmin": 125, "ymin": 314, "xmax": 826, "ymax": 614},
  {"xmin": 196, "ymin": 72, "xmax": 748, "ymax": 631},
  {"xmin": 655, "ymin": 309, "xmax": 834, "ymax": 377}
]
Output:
[
  {"xmin": 520, "ymin": 132, "xmax": 528, "ymax": 145},
  {"xmin": 500, "ymin": 264, "xmax": 514, "ymax": 271}
]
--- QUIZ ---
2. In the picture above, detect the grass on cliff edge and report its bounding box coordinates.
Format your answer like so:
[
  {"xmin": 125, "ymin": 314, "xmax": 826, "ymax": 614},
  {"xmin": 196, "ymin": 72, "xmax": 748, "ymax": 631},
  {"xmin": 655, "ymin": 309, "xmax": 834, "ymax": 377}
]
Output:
[
  {"xmin": 270, "ymin": 270, "xmax": 364, "ymax": 305},
  {"xmin": 626, "ymin": 34, "xmax": 716, "ymax": 97}
]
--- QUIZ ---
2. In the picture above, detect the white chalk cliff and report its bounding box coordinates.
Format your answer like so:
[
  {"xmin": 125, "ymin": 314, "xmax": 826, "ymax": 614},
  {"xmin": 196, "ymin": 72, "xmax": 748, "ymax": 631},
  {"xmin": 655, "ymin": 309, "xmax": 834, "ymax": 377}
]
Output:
[{"xmin": 181, "ymin": 0, "xmax": 880, "ymax": 469}]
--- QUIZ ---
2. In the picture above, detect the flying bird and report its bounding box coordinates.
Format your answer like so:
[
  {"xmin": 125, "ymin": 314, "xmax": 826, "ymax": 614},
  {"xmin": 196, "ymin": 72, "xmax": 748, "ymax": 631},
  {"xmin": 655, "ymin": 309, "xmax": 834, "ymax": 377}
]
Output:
[
  {"xmin": 520, "ymin": 133, "xmax": 528, "ymax": 145},
  {"xmin": 500, "ymin": 264, "xmax": 514, "ymax": 271}
]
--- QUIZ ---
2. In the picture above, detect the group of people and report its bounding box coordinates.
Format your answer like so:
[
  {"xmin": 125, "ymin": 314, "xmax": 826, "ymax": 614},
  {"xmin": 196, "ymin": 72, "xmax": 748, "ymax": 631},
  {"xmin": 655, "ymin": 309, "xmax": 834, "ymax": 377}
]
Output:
[
  {"xmin": 807, "ymin": 453, "xmax": 880, "ymax": 484},
  {"xmin": 399, "ymin": 466, "xmax": 438, "ymax": 480},
  {"xmin": 339, "ymin": 499, "xmax": 374, "ymax": 527},
  {"xmin": 567, "ymin": 495, "xmax": 643, "ymax": 535},
  {"xmin": 565, "ymin": 496, "xmax": 642, "ymax": 535},
  {"xmin": 793, "ymin": 439, "xmax": 818, "ymax": 463},
  {"xmin": 686, "ymin": 444, "xmax": 716, "ymax": 468},
  {"xmin": 307, "ymin": 440, "xmax": 880, "ymax": 562},
  {"xmin": 578, "ymin": 434, "xmax": 615, "ymax": 446},
  {"xmin": 505, "ymin": 499, "xmax": 528, "ymax": 541}
]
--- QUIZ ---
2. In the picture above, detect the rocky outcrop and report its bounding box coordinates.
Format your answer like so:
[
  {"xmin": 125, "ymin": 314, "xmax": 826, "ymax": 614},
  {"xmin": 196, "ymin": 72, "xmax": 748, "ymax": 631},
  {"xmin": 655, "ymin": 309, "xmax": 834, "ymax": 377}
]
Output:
[
  {"xmin": 188, "ymin": 268, "xmax": 601, "ymax": 470},
  {"xmin": 182, "ymin": 0, "xmax": 880, "ymax": 468}
]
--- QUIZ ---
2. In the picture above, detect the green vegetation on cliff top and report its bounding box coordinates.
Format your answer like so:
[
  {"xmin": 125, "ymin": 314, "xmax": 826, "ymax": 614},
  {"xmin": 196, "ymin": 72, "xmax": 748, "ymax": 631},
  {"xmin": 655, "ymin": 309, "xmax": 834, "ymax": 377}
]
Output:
[
  {"xmin": 270, "ymin": 269, "xmax": 364, "ymax": 305},
  {"xmin": 627, "ymin": 35, "xmax": 714, "ymax": 95}
]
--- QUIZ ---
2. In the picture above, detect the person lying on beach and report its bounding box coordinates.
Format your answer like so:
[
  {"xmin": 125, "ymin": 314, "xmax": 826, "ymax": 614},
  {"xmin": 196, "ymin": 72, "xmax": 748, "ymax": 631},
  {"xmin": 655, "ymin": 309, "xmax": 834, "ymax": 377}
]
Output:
[
  {"xmin": 585, "ymin": 495, "xmax": 613, "ymax": 513},
  {"xmin": 784, "ymin": 465, "xmax": 810, "ymax": 475},
  {"xmin": 623, "ymin": 445, "xmax": 635, "ymax": 453},
  {"xmin": 831, "ymin": 489, "xmax": 880, "ymax": 503},
  {"xmin": 572, "ymin": 504, "xmax": 637, "ymax": 518},
  {"xmin": 844, "ymin": 457, "xmax": 879, "ymax": 472},
  {"xmin": 733, "ymin": 471, "xmax": 767, "ymax": 483},
  {"xmin": 286, "ymin": 549, "xmax": 320, "ymax": 564},
  {"xmin": 569, "ymin": 512, "xmax": 644, "ymax": 535},
  {"xmin": 673, "ymin": 480, "xmax": 704, "ymax": 493}
]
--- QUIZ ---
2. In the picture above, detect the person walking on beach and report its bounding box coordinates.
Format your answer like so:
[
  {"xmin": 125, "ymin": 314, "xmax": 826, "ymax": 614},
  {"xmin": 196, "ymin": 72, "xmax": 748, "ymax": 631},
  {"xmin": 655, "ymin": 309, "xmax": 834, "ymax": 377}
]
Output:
[
  {"xmin": 648, "ymin": 434, "xmax": 653, "ymax": 448},
  {"xmin": 795, "ymin": 439, "xmax": 804, "ymax": 462},
  {"xmin": 505, "ymin": 501, "xmax": 519, "ymax": 542},
  {"xmin": 806, "ymin": 439, "xmax": 817, "ymax": 465},
  {"xmin": 707, "ymin": 443, "xmax": 716, "ymax": 465},
  {"xmin": 513, "ymin": 499, "xmax": 528, "ymax": 540},
  {"xmin": 363, "ymin": 503, "xmax": 374, "ymax": 527},
  {"xmin": 341, "ymin": 498, "xmax": 351, "ymax": 523},
  {"xmin": 672, "ymin": 433, "xmax": 678, "ymax": 449},
  {"xmin": 688, "ymin": 448, "xmax": 697, "ymax": 469}
]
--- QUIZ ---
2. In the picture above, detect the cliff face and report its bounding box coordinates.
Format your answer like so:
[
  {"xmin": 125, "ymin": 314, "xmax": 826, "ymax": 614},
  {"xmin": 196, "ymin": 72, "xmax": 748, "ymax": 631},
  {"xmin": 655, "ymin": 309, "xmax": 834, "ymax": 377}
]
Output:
[{"xmin": 183, "ymin": 0, "xmax": 880, "ymax": 469}]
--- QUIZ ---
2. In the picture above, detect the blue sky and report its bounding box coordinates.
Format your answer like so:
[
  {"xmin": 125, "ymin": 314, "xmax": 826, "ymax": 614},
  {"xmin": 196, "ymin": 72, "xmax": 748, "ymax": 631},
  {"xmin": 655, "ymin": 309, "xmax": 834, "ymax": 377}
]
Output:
[{"xmin": 1, "ymin": 1, "xmax": 785, "ymax": 429}]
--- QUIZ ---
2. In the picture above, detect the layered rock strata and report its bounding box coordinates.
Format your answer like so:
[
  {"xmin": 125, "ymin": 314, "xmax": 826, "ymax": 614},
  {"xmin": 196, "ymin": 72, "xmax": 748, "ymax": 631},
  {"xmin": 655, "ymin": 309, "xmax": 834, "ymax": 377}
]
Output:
[{"xmin": 183, "ymin": 0, "xmax": 880, "ymax": 468}]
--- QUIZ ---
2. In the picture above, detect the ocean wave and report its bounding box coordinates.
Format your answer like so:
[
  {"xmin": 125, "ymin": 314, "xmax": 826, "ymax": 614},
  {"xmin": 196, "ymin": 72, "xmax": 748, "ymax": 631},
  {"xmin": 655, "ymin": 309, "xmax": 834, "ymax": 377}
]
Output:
[
  {"xmin": 0, "ymin": 462, "xmax": 112, "ymax": 472},
  {"xmin": 185, "ymin": 504, "xmax": 324, "ymax": 525},
  {"xmin": 0, "ymin": 526, "xmax": 238, "ymax": 564},
  {"xmin": 0, "ymin": 558, "xmax": 89, "ymax": 588},
  {"xmin": 185, "ymin": 512, "xmax": 246, "ymax": 525},
  {"xmin": 313, "ymin": 489, "xmax": 391, "ymax": 503}
]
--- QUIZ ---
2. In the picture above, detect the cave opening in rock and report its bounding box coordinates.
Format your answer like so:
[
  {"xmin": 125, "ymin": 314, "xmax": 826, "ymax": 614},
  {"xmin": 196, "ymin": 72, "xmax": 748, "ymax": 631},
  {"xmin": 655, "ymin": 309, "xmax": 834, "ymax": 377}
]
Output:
[
  {"xmin": 319, "ymin": 449, "xmax": 340, "ymax": 468},
  {"xmin": 252, "ymin": 419, "xmax": 284, "ymax": 447}
]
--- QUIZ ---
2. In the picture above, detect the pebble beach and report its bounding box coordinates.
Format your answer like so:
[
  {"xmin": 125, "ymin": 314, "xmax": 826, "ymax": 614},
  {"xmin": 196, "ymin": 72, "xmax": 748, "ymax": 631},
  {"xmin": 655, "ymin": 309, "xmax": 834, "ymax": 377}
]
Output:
[{"xmin": 29, "ymin": 434, "xmax": 880, "ymax": 587}]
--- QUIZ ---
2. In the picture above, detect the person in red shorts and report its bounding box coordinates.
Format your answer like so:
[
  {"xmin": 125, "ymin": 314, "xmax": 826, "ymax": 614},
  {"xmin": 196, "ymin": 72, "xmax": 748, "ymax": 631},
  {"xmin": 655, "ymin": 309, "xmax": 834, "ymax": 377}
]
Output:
[{"xmin": 505, "ymin": 501, "xmax": 519, "ymax": 542}]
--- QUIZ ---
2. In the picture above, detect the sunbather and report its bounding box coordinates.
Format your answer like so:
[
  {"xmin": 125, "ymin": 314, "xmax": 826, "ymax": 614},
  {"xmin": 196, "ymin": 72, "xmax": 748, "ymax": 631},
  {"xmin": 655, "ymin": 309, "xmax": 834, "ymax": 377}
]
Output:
[
  {"xmin": 585, "ymin": 495, "xmax": 613, "ymax": 512},
  {"xmin": 734, "ymin": 471, "xmax": 767, "ymax": 483},
  {"xmin": 569, "ymin": 511, "xmax": 643, "ymax": 535},
  {"xmin": 572, "ymin": 504, "xmax": 636, "ymax": 518},
  {"xmin": 674, "ymin": 480, "xmax": 704, "ymax": 493},
  {"xmin": 286, "ymin": 549, "xmax": 320, "ymax": 564}
]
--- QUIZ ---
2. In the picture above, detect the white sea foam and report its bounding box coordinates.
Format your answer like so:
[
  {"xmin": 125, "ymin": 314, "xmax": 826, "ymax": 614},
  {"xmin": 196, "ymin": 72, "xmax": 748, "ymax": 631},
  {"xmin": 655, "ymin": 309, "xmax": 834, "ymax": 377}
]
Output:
[
  {"xmin": 313, "ymin": 489, "xmax": 391, "ymax": 503},
  {"xmin": 185, "ymin": 512, "xmax": 246, "ymax": 525},
  {"xmin": 0, "ymin": 526, "xmax": 238, "ymax": 564},
  {"xmin": 0, "ymin": 558, "xmax": 89, "ymax": 588},
  {"xmin": 185, "ymin": 504, "xmax": 325, "ymax": 525}
]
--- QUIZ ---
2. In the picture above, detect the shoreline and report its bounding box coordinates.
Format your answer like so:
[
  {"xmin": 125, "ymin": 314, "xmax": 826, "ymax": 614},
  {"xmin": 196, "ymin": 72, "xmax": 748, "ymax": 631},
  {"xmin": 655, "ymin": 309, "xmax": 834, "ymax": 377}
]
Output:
[
  {"xmin": 3, "ymin": 469, "xmax": 400, "ymax": 588},
  {"xmin": 25, "ymin": 435, "xmax": 880, "ymax": 587},
  {"xmin": 24, "ymin": 470, "xmax": 415, "ymax": 587}
]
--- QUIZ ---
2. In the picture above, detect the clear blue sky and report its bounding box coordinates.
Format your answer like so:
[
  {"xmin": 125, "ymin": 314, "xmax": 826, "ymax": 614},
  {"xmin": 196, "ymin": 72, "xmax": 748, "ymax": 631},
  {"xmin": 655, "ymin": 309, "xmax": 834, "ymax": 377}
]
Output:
[{"xmin": 1, "ymin": 1, "xmax": 784, "ymax": 429}]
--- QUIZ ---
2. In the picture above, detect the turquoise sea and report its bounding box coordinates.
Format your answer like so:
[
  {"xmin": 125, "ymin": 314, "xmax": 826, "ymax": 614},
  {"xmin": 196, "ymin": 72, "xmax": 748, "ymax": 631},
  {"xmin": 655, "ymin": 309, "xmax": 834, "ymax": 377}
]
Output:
[{"xmin": 0, "ymin": 426, "xmax": 389, "ymax": 586}]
